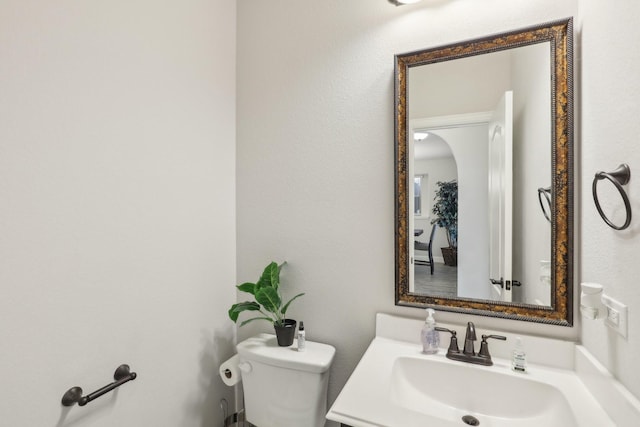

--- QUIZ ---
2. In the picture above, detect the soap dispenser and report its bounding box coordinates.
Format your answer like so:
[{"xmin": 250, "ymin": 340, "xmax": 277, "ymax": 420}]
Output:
[{"xmin": 421, "ymin": 308, "xmax": 440, "ymax": 354}]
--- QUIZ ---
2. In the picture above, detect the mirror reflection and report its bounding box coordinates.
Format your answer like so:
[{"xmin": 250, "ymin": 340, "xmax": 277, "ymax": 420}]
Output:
[
  {"xmin": 409, "ymin": 42, "xmax": 551, "ymax": 305},
  {"xmin": 394, "ymin": 19, "xmax": 574, "ymax": 325}
]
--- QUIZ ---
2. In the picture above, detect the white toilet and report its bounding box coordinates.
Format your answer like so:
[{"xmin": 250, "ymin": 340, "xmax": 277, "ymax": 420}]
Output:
[{"xmin": 236, "ymin": 333, "xmax": 336, "ymax": 427}]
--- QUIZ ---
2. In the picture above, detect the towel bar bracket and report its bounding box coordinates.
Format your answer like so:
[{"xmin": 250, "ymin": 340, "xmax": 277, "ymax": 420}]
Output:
[{"xmin": 61, "ymin": 364, "xmax": 137, "ymax": 407}]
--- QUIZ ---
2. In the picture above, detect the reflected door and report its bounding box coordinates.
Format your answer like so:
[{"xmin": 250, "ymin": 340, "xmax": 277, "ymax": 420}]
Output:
[
  {"xmin": 488, "ymin": 91, "xmax": 513, "ymax": 302},
  {"xmin": 408, "ymin": 131, "xmax": 416, "ymax": 291}
]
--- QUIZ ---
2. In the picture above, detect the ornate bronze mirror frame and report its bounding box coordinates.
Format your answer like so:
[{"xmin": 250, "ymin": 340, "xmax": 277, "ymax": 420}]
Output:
[{"xmin": 394, "ymin": 18, "xmax": 574, "ymax": 325}]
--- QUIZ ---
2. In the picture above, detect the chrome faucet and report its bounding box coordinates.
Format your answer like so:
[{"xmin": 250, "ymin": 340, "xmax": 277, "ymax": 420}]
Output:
[{"xmin": 436, "ymin": 322, "xmax": 506, "ymax": 366}]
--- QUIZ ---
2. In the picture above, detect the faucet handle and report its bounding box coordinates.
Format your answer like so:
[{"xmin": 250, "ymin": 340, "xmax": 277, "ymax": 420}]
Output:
[
  {"xmin": 483, "ymin": 334, "xmax": 507, "ymax": 342},
  {"xmin": 435, "ymin": 327, "xmax": 460, "ymax": 355},
  {"xmin": 483, "ymin": 334, "xmax": 507, "ymax": 340},
  {"xmin": 478, "ymin": 334, "xmax": 507, "ymax": 363}
]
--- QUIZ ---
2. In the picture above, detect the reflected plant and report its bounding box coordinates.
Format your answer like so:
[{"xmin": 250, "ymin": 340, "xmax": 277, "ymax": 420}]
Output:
[{"xmin": 432, "ymin": 180, "xmax": 458, "ymax": 248}]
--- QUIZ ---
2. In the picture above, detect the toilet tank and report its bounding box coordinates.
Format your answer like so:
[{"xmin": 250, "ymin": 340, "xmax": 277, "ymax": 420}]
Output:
[{"xmin": 236, "ymin": 333, "xmax": 336, "ymax": 427}]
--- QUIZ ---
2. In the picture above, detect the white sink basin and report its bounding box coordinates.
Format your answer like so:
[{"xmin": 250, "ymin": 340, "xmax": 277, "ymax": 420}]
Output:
[
  {"xmin": 391, "ymin": 356, "xmax": 576, "ymax": 426},
  {"xmin": 327, "ymin": 336, "xmax": 614, "ymax": 427}
]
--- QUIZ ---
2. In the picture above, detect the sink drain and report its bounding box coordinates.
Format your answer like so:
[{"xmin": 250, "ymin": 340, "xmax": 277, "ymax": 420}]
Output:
[{"xmin": 462, "ymin": 415, "xmax": 480, "ymax": 426}]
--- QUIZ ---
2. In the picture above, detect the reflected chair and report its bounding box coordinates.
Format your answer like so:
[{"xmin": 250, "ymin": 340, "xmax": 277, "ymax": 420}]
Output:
[{"xmin": 414, "ymin": 224, "xmax": 436, "ymax": 275}]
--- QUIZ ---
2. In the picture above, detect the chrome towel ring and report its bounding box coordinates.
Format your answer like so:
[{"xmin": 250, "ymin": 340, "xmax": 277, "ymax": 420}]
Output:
[{"xmin": 592, "ymin": 163, "xmax": 632, "ymax": 230}]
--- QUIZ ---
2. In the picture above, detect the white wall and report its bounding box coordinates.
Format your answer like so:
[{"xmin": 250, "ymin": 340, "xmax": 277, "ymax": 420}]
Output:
[
  {"xmin": 0, "ymin": 1, "xmax": 237, "ymax": 426},
  {"xmin": 409, "ymin": 50, "xmax": 511, "ymax": 118},
  {"xmin": 578, "ymin": 0, "xmax": 640, "ymax": 400},
  {"xmin": 237, "ymin": 1, "xmax": 579, "ymax": 424}
]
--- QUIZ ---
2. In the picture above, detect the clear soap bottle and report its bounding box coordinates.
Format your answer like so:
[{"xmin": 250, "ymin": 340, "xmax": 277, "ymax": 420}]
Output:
[
  {"xmin": 421, "ymin": 308, "xmax": 440, "ymax": 354},
  {"xmin": 297, "ymin": 321, "xmax": 306, "ymax": 352},
  {"xmin": 511, "ymin": 337, "xmax": 527, "ymax": 372}
]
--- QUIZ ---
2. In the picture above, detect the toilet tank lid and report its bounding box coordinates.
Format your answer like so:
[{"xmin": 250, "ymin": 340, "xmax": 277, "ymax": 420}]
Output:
[{"xmin": 237, "ymin": 333, "xmax": 336, "ymax": 374}]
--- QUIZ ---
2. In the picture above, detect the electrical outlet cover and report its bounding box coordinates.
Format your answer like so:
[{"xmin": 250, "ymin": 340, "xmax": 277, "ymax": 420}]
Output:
[{"xmin": 601, "ymin": 294, "xmax": 628, "ymax": 339}]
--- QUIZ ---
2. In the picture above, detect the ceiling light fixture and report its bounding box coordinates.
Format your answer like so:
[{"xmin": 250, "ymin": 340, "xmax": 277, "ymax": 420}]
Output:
[
  {"xmin": 414, "ymin": 132, "xmax": 429, "ymax": 141},
  {"xmin": 388, "ymin": 0, "xmax": 422, "ymax": 6}
]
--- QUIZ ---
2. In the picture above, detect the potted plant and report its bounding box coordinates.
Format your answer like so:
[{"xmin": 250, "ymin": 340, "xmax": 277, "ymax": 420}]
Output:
[
  {"xmin": 432, "ymin": 180, "xmax": 458, "ymax": 266},
  {"xmin": 228, "ymin": 261, "xmax": 305, "ymax": 346}
]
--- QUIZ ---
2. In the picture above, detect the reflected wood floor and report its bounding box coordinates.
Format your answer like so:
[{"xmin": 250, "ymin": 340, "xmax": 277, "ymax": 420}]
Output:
[{"xmin": 414, "ymin": 263, "xmax": 457, "ymax": 298}]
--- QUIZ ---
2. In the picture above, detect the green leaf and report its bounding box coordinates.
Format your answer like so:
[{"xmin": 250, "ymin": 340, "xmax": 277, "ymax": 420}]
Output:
[
  {"xmin": 269, "ymin": 262, "xmax": 280, "ymax": 291},
  {"xmin": 281, "ymin": 292, "xmax": 305, "ymax": 316},
  {"xmin": 255, "ymin": 286, "xmax": 281, "ymax": 313},
  {"xmin": 228, "ymin": 301, "xmax": 261, "ymax": 322},
  {"xmin": 237, "ymin": 282, "xmax": 256, "ymax": 295},
  {"xmin": 256, "ymin": 261, "xmax": 279, "ymax": 290},
  {"xmin": 239, "ymin": 316, "xmax": 274, "ymax": 327}
]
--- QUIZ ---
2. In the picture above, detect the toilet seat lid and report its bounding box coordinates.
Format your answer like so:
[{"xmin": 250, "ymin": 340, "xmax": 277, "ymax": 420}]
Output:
[{"xmin": 237, "ymin": 333, "xmax": 336, "ymax": 373}]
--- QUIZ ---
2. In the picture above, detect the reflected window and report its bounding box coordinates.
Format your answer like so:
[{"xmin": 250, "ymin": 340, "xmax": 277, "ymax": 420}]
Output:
[{"xmin": 414, "ymin": 175, "xmax": 425, "ymax": 215}]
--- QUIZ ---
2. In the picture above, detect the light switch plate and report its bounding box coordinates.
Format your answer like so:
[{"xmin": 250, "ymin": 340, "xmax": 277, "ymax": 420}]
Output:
[{"xmin": 601, "ymin": 294, "xmax": 628, "ymax": 338}]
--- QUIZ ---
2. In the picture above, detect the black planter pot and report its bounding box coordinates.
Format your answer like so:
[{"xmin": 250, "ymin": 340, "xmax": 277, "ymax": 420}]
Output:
[{"xmin": 273, "ymin": 319, "xmax": 297, "ymax": 347}]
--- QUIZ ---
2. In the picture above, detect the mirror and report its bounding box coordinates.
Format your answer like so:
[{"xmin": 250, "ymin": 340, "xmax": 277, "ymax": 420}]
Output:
[{"xmin": 394, "ymin": 18, "xmax": 573, "ymax": 325}]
